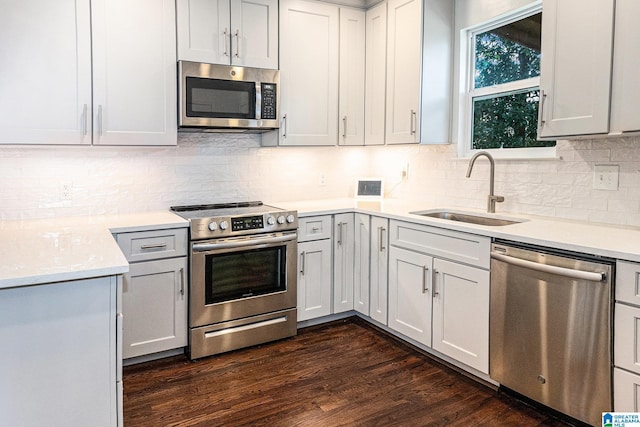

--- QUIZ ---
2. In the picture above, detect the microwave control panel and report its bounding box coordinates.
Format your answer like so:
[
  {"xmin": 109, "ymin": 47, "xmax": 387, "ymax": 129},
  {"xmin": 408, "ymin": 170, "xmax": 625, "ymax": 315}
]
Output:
[{"xmin": 261, "ymin": 83, "xmax": 277, "ymax": 120}]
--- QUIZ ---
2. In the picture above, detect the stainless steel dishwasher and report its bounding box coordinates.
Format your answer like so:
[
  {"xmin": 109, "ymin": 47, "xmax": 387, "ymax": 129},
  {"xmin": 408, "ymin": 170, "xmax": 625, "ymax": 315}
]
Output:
[{"xmin": 490, "ymin": 241, "xmax": 613, "ymax": 426}]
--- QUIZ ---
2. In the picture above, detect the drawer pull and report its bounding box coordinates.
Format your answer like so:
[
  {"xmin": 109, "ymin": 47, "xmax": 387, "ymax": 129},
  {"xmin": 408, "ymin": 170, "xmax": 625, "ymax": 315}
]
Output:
[
  {"xmin": 140, "ymin": 243, "xmax": 167, "ymax": 250},
  {"xmin": 422, "ymin": 266, "xmax": 429, "ymax": 294}
]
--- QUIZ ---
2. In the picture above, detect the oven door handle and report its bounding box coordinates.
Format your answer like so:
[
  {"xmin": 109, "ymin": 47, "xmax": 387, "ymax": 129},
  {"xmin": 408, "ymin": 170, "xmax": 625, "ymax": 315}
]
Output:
[{"xmin": 192, "ymin": 233, "xmax": 296, "ymax": 252}]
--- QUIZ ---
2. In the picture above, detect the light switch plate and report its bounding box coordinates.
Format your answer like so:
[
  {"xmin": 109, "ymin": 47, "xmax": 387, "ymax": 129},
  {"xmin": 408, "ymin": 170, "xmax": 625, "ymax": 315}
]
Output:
[{"xmin": 593, "ymin": 165, "xmax": 619, "ymax": 191}]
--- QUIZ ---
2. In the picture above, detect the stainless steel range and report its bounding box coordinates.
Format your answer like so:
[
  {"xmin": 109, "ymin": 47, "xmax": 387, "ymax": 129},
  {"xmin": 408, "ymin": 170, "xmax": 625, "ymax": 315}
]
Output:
[{"xmin": 171, "ymin": 201, "xmax": 298, "ymax": 359}]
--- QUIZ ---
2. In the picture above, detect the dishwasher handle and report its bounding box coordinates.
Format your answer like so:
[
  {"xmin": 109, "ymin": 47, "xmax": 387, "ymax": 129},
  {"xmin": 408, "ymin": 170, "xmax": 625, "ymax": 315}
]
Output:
[{"xmin": 491, "ymin": 251, "xmax": 606, "ymax": 282}]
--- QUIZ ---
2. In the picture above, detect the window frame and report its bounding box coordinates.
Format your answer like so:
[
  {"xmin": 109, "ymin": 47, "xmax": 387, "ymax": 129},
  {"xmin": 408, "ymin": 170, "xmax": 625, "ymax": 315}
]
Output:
[{"xmin": 458, "ymin": 1, "xmax": 555, "ymax": 160}]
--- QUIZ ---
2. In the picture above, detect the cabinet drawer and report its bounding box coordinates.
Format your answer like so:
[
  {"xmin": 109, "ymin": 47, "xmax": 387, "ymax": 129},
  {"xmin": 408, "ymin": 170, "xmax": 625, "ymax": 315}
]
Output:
[
  {"xmin": 617, "ymin": 261, "xmax": 640, "ymax": 306},
  {"xmin": 298, "ymin": 216, "xmax": 332, "ymax": 242},
  {"xmin": 389, "ymin": 220, "xmax": 490, "ymax": 268},
  {"xmin": 116, "ymin": 228, "xmax": 188, "ymax": 262},
  {"xmin": 615, "ymin": 367, "xmax": 640, "ymax": 411},
  {"xmin": 615, "ymin": 303, "xmax": 640, "ymax": 375}
]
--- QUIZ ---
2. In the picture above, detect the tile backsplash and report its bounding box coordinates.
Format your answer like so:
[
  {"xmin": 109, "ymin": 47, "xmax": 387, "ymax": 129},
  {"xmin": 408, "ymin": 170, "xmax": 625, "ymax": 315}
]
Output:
[{"xmin": 1, "ymin": 132, "xmax": 639, "ymax": 227}]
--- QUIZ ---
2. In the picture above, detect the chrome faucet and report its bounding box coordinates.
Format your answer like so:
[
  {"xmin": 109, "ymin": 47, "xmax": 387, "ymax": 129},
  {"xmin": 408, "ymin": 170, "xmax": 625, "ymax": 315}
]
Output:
[{"xmin": 466, "ymin": 151, "xmax": 504, "ymax": 213}]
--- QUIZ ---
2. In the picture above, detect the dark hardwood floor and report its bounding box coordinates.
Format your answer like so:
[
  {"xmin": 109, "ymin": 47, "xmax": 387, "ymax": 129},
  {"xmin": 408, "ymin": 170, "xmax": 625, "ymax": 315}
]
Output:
[{"xmin": 123, "ymin": 318, "xmax": 571, "ymax": 426}]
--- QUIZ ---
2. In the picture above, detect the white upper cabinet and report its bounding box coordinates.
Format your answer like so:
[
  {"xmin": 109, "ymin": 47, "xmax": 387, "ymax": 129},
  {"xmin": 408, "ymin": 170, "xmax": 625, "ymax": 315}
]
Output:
[
  {"xmin": 279, "ymin": 0, "xmax": 339, "ymax": 146},
  {"xmin": 364, "ymin": 2, "xmax": 387, "ymax": 146},
  {"xmin": 176, "ymin": 0, "xmax": 278, "ymax": 69},
  {"xmin": 610, "ymin": 0, "xmax": 640, "ymax": 134},
  {"xmin": 385, "ymin": 0, "xmax": 422, "ymax": 144},
  {"xmin": 92, "ymin": 0, "xmax": 177, "ymax": 146},
  {"xmin": 0, "ymin": 0, "xmax": 177, "ymax": 146},
  {"xmin": 538, "ymin": 0, "xmax": 614, "ymax": 138},
  {"xmin": 338, "ymin": 8, "xmax": 366, "ymax": 146},
  {"xmin": 0, "ymin": 0, "xmax": 92, "ymax": 145}
]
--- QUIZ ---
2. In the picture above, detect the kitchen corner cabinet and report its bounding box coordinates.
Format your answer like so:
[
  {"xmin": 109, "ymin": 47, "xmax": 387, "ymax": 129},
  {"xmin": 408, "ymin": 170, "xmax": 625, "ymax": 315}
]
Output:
[
  {"xmin": 369, "ymin": 216, "xmax": 389, "ymax": 324},
  {"xmin": 297, "ymin": 216, "xmax": 333, "ymax": 321},
  {"xmin": 334, "ymin": 213, "xmax": 355, "ymax": 313},
  {"xmin": 0, "ymin": 276, "xmax": 121, "ymax": 426},
  {"xmin": 115, "ymin": 228, "xmax": 188, "ymax": 359},
  {"xmin": 0, "ymin": 0, "xmax": 177, "ymax": 146},
  {"xmin": 364, "ymin": 2, "xmax": 387, "ymax": 146},
  {"xmin": 614, "ymin": 261, "xmax": 640, "ymax": 410},
  {"xmin": 538, "ymin": 0, "xmax": 614, "ymax": 138},
  {"xmin": 338, "ymin": 8, "xmax": 366, "ymax": 146},
  {"xmin": 388, "ymin": 220, "xmax": 490, "ymax": 373},
  {"xmin": 176, "ymin": 0, "xmax": 278, "ymax": 69},
  {"xmin": 385, "ymin": 0, "xmax": 422, "ymax": 144},
  {"xmin": 353, "ymin": 214, "xmax": 371, "ymax": 315}
]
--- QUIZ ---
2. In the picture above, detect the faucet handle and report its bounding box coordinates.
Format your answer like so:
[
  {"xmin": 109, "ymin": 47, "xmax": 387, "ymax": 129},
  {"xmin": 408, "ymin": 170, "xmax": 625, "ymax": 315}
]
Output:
[{"xmin": 491, "ymin": 195, "xmax": 505, "ymax": 203}]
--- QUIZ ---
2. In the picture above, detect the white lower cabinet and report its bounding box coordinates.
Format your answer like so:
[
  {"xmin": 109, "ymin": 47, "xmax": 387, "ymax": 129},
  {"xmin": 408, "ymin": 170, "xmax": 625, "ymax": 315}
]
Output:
[
  {"xmin": 121, "ymin": 258, "xmax": 187, "ymax": 359},
  {"xmin": 614, "ymin": 260, "xmax": 640, "ymax": 410},
  {"xmin": 297, "ymin": 216, "xmax": 333, "ymax": 321},
  {"xmin": 369, "ymin": 216, "xmax": 389, "ymax": 324},
  {"xmin": 388, "ymin": 245, "xmax": 433, "ymax": 345},
  {"xmin": 353, "ymin": 214, "xmax": 371, "ymax": 315},
  {"xmin": 431, "ymin": 258, "xmax": 489, "ymax": 372},
  {"xmin": 334, "ymin": 213, "xmax": 355, "ymax": 313},
  {"xmin": 388, "ymin": 220, "xmax": 491, "ymax": 374},
  {"xmin": 115, "ymin": 228, "xmax": 188, "ymax": 359}
]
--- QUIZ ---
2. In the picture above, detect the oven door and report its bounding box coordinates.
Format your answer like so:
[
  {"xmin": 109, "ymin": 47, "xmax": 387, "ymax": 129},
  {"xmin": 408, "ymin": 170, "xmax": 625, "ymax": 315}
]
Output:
[{"xmin": 190, "ymin": 231, "xmax": 297, "ymax": 328}]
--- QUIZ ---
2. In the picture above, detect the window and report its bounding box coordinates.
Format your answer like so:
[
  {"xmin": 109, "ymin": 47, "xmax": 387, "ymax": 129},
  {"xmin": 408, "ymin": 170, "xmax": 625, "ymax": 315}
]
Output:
[{"xmin": 460, "ymin": 4, "xmax": 555, "ymax": 158}]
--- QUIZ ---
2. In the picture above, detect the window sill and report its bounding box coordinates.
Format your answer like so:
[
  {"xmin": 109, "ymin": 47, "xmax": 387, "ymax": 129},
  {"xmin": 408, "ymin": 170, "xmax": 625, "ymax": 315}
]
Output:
[{"xmin": 457, "ymin": 146, "xmax": 559, "ymax": 161}]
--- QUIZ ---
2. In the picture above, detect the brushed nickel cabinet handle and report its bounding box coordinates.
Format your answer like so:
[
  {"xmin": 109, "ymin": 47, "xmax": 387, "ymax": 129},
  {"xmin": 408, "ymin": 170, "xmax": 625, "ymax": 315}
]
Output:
[
  {"xmin": 300, "ymin": 251, "xmax": 306, "ymax": 275},
  {"xmin": 432, "ymin": 269, "xmax": 439, "ymax": 297},
  {"xmin": 140, "ymin": 243, "xmax": 167, "ymax": 250},
  {"xmin": 282, "ymin": 114, "xmax": 287, "ymax": 138},
  {"xmin": 82, "ymin": 104, "xmax": 88, "ymax": 136},
  {"xmin": 223, "ymin": 28, "xmax": 229, "ymax": 56},
  {"xmin": 539, "ymin": 90, "xmax": 547, "ymax": 127},
  {"xmin": 343, "ymin": 116, "xmax": 347, "ymax": 138},
  {"xmin": 410, "ymin": 109, "xmax": 417, "ymax": 135},
  {"xmin": 422, "ymin": 266, "xmax": 429, "ymax": 293},
  {"xmin": 179, "ymin": 267, "xmax": 185, "ymax": 296},
  {"xmin": 234, "ymin": 29, "xmax": 240, "ymax": 58},
  {"xmin": 98, "ymin": 105, "xmax": 103, "ymax": 136}
]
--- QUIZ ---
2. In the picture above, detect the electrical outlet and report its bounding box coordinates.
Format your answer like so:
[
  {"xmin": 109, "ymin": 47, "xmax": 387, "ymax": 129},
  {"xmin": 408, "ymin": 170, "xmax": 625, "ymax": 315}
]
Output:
[
  {"xmin": 60, "ymin": 182, "xmax": 72, "ymax": 200},
  {"xmin": 593, "ymin": 165, "xmax": 619, "ymax": 191},
  {"xmin": 319, "ymin": 173, "xmax": 326, "ymax": 186},
  {"xmin": 401, "ymin": 163, "xmax": 410, "ymax": 180}
]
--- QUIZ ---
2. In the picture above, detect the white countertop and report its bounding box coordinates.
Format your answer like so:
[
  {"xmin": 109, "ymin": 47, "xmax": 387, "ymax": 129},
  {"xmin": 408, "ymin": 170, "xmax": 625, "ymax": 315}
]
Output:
[
  {"xmin": 0, "ymin": 211, "xmax": 188, "ymax": 289},
  {"xmin": 4, "ymin": 199, "xmax": 640, "ymax": 290},
  {"xmin": 275, "ymin": 198, "xmax": 640, "ymax": 263}
]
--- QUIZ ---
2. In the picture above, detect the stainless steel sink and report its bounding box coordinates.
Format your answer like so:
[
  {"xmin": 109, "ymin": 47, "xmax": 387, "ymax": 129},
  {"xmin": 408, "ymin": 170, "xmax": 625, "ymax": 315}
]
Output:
[{"xmin": 410, "ymin": 210, "xmax": 524, "ymax": 226}]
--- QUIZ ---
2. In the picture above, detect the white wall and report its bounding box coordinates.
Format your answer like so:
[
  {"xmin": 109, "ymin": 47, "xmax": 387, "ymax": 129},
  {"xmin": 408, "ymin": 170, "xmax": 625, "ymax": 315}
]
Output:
[{"xmin": 1, "ymin": 133, "xmax": 640, "ymax": 227}]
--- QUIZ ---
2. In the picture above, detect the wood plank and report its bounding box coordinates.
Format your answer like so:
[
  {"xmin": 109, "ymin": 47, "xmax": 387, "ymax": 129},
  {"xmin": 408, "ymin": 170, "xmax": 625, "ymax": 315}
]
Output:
[{"xmin": 123, "ymin": 318, "xmax": 571, "ymax": 426}]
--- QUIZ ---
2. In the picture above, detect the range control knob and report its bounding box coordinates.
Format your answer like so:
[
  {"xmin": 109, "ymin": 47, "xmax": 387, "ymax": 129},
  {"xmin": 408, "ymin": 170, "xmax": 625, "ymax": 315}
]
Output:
[
  {"xmin": 286, "ymin": 214, "xmax": 295, "ymax": 223},
  {"xmin": 219, "ymin": 220, "xmax": 229, "ymax": 230},
  {"xmin": 277, "ymin": 216, "xmax": 285, "ymax": 224},
  {"xmin": 208, "ymin": 221, "xmax": 218, "ymax": 231},
  {"xmin": 267, "ymin": 216, "xmax": 276, "ymax": 225}
]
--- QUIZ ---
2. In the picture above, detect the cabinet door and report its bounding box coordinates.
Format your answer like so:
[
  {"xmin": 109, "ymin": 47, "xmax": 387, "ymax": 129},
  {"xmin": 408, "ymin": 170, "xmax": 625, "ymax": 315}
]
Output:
[
  {"xmin": 298, "ymin": 239, "xmax": 333, "ymax": 321},
  {"xmin": 354, "ymin": 214, "xmax": 371, "ymax": 315},
  {"xmin": 432, "ymin": 258, "xmax": 489, "ymax": 373},
  {"xmin": 176, "ymin": 0, "xmax": 231, "ymax": 65},
  {"xmin": 279, "ymin": 0, "xmax": 339, "ymax": 146},
  {"xmin": 385, "ymin": 0, "xmax": 422, "ymax": 144},
  {"xmin": 0, "ymin": 0, "xmax": 92, "ymax": 145},
  {"xmin": 538, "ymin": 0, "xmax": 614, "ymax": 138},
  {"xmin": 388, "ymin": 246, "xmax": 432, "ymax": 345},
  {"xmin": 338, "ymin": 8, "xmax": 366, "ymax": 146},
  {"xmin": 370, "ymin": 216, "xmax": 389, "ymax": 324},
  {"xmin": 610, "ymin": 0, "xmax": 640, "ymax": 133},
  {"xmin": 615, "ymin": 368, "xmax": 640, "ymax": 411},
  {"xmin": 92, "ymin": 0, "xmax": 177, "ymax": 146},
  {"xmin": 230, "ymin": 0, "xmax": 278, "ymax": 69},
  {"xmin": 122, "ymin": 258, "xmax": 188, "ymax": 359},
  {"xmin": 615, "ymin": 303, "xmax": 640, "ymax": 375},
  {"xmin": 364, "ymin": 2, "xmax": 387, "ymax": 146},
  {"xmin": 334, "ymin": 213, "xmax": 355, "ymax": 313}
]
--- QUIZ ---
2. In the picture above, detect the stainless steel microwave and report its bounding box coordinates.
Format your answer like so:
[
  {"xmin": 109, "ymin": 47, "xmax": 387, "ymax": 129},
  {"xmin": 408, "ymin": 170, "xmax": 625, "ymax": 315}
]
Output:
[{"xmin": 178, "ymin": 61, "xmax": 280, "ymax": 132}]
